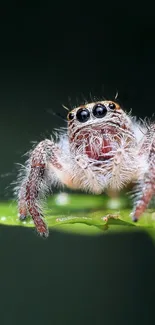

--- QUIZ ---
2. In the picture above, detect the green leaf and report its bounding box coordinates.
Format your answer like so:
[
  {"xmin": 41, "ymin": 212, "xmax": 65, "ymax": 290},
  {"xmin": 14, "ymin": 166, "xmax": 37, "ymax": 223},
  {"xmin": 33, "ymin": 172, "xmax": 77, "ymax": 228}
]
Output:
[{"xmin": 0, "ymin": 193, "xmax": 155, "ymax": 240}]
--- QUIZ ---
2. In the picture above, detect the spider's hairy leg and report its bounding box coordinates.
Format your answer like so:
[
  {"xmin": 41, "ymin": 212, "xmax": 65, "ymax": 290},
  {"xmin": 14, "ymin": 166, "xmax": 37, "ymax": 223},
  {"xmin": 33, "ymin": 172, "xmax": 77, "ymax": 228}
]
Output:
[
  {"xmin": 18, "ymin": 139, "xmax": 64, "ymax": 237},
  {"xmin": 131, "ymin": 125, "xmax": 155, "ymax": 222},
  {"xmin": 18, "ymin": 180, "xmax": 29, "ymax": 220}
]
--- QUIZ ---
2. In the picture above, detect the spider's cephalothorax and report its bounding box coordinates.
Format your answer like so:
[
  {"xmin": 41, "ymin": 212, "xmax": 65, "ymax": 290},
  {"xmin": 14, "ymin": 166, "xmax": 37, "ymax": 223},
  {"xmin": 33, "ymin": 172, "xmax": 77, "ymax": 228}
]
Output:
[{"xmin": 16, "ymin": 100, "xmax": 155, "ymax": 237}]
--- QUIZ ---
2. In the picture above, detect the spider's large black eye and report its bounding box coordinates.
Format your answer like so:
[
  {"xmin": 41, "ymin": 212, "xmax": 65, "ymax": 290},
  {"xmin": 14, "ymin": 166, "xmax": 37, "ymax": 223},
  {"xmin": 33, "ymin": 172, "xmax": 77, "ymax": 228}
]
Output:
[
  {"xmin": 92, "ymin": 104, "xmax": 107, "ymax": 118},
  {"xmin": 76, "ymin": 108, "xmax": 90, "ymax": 123},
  {"xmin": 67, "ymin": 112, "xmax": 74, "ymax": 121},
  {"xmin": 108, "ymin": 102, "xmax": 116, "ymax": 110}
]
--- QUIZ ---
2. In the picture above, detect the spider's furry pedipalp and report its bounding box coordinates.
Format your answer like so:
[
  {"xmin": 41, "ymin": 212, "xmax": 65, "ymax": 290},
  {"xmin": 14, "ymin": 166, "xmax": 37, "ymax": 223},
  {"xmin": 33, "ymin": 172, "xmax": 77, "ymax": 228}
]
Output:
[{"xmin": 16, "ymin": 99, "xmax": 155, "ymax": 237}]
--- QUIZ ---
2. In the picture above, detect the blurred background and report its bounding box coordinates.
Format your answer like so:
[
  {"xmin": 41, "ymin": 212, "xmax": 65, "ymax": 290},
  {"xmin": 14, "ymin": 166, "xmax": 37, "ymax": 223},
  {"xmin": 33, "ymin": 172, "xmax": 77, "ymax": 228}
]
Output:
[{"xmin": 0, "ymin": 2, "xmax": 155, "ymax": 325}]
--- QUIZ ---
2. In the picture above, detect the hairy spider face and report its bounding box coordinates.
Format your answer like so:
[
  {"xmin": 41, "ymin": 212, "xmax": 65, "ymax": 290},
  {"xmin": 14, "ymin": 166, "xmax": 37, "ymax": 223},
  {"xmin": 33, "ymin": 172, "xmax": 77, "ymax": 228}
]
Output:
[
  {"xmin": 67, "ymin": 101, "xmax": 134, "ymax": 160},
  {"xmin": 67, "ymin": 101, "xmax": 126, "ymax": 136}
]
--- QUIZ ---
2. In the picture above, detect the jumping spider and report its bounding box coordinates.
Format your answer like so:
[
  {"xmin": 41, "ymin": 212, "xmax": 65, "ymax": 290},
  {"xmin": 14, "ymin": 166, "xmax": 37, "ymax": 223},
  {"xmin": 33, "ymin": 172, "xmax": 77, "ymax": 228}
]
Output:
[{"xmin": 17, "ymin": 100, "xmax": 155, "ymax": 237}]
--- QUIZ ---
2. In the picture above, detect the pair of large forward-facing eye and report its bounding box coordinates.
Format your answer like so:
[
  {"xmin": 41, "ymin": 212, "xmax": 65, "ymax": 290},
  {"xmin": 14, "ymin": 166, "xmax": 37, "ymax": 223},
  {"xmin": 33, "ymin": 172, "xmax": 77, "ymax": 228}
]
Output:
[{"xmin": 67, "ymin": 102, "xmax": 116, "ymax": 123}]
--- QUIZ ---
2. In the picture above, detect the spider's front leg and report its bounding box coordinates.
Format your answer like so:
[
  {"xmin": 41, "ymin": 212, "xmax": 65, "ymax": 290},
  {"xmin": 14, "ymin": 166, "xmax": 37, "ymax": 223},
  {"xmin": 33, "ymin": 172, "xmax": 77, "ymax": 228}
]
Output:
[
  {"xmin": 131, "ymin": 126, "xmax": 155, "ymax": 222},
  {"xmin": 18, "ymin": 139, "xmax": 64, "ymax": 237}
]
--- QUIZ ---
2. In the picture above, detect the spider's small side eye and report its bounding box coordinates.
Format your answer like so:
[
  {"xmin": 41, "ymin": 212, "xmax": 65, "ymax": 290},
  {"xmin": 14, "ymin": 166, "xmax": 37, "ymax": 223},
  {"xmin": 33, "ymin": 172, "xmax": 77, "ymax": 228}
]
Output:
[
  {"xmin": 76, "ymin": 108, "xmax": 90, "ymax": 123},
  {"xmin": 67, "ymin": 112, "xmax": 74, "ymax": 121},
  {"xmin": 92, "ymin": 104, "xmax": 107, "ymax": 118},
  {"xmin": 108, "ymin": 102, "xmax": 116, "ymax": 110}
]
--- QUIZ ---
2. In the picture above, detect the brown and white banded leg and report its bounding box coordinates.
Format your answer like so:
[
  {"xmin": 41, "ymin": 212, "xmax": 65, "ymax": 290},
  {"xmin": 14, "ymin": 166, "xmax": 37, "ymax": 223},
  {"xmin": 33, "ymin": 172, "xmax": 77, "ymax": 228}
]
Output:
[
  {"xmin": 131, "ymin": 126, "xmax": 155, "ymax": 222},
  {"xmin": 18, "ymin": 139, "xmax": 63, "ymax": 237}
]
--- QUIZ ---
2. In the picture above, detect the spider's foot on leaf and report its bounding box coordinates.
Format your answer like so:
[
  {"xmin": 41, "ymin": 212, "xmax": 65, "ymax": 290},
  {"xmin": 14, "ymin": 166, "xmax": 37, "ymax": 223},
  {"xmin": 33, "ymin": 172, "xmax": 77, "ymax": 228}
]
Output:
[
  {"xmin": 132, "ymin": 216, "xmax": 138, "ymax": 222},
  {"xmin": 19, "ymin": 213, "xmax": 49, "ymax": 238},
  {"xmin": 34, "ymin": 216, "xmax": 49, "ymax": 238},
  {"xmin": 19, "ymin": 214, "xmax": 27, "ymax": 221},
  {"xmin": 38, "ymin": 228, "xmax": 49, "ymax": 238},
  {"xmin": 130, "ymin": 212, "xmax": 138, "ymax": 222}
]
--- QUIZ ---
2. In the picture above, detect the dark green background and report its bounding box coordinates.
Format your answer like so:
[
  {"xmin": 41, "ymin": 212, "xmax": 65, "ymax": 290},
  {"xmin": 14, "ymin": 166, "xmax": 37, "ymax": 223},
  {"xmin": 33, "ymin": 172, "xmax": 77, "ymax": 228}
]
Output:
[{"xmin": 0, "ymin": 2, "xmax": 155, "ymax": 324}]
